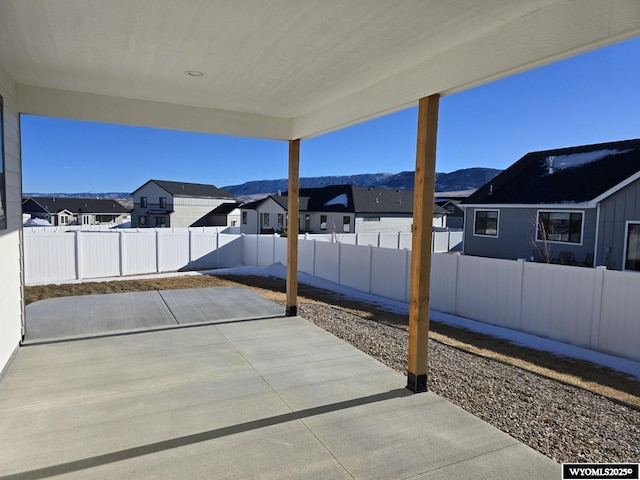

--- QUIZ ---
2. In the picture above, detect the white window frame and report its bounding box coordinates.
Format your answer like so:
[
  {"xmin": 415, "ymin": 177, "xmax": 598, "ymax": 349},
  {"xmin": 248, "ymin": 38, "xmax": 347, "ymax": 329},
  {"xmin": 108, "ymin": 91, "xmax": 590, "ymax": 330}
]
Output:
[
  {"xmin": 473, "ymin": 209, "xmax": 499, "ymax": 238},
  {"xmin": 320, "ymin": 215, "xmax": 327, "ymax": 231},
  {"xmin": 536, "ymin": 209, "xmax": 584, "ymax": 246},
  {"xmin": 623, "ymin": 221, "xmax": 640, "ymax": 272},
  {"xmin": 262, "ymin": 212, "xmax": 270, "ymax": 227}
]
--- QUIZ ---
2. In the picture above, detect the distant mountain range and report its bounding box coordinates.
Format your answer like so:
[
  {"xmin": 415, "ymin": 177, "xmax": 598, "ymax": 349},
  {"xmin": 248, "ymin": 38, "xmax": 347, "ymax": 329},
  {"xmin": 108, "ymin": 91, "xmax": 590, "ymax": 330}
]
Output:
[
  {"xmin": 24, "ymin": 168, "xmax": 501, "ymax": 204},
  {"xmin": 223, "ymin": 168, "xmax": 501, "ymax": 197}
]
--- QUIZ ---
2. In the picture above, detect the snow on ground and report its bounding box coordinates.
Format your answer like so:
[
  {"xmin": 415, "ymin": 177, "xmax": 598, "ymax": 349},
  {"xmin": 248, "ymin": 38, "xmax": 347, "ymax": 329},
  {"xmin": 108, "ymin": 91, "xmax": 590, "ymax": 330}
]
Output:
[{"xmin": 205, "ymin": 263, "xmax": 640, "ymax": 380}]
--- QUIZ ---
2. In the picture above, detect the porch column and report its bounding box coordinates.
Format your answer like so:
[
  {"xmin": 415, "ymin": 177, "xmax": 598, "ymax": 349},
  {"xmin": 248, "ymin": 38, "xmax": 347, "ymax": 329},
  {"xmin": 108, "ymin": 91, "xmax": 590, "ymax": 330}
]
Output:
[
  {"xmin": 286, "ymin": 139, "xmax": 300, "ymax": 316},
  {"xmin": 407, "ymin": 94, "xmax": 440, "ymax": 393}
]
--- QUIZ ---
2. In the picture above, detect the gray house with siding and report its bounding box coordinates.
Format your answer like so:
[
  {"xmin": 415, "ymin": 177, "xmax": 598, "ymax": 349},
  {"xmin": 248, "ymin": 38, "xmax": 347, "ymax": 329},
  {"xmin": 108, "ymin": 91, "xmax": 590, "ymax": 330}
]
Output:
[
  {"xmin": 462, "ymin": 138, "xmax": 640, "ymax": 271},
  {"xmin": 131, "ymin": 179, "xmax": 237, "ymax": 228}
]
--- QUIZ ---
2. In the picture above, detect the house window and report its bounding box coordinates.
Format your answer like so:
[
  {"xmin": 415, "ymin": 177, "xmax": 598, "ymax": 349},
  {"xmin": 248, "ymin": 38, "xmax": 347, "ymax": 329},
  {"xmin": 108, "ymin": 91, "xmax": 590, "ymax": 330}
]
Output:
[
  {"xmin": 139, "ymin": 215, "xmax": 147, "ymax": 226},
  {"xmin": 277, "ymin": 214, "xmax": 284, "ymax": 229},
  {"xmin": 59, "ymin": 215, "xmax": 68, "ymax": 225},
  {"xmin": 159, "ymin": 197, "xmax": 167, "ymax": 209},
  {"xmin": 231, "ymin": 220, "xmax": 237, "ymax": 227},
  {"xmin": 304, "ymin": 214, "xmax": 310, "ymax": 231},
  {"xmin": 363, "ymin": 216, "xmax": 380, "ymax": 222},
  {"xmin": 474, "ymin": 210, "xmax": 499, "ymax": 237},
  {"xmin": 624, "ymin": 223, "xmax": 640, "ymax": 271},
  {"xmin": 140, "ymin": 196, "xmax": 147, "ymax": 208},
  {"xmin": 343, "ymin": 216, "xmax": 350, "ymax": 233},
  {"xmin": 537, "ymin": 211, "xmax": 583, "ymax": 244},
  {"xmin": 263, "ymin": 213, "xmax": 270, "ymax": 227},
  {"xmin": 320, "ymin": 215, "xmax": 327, "ymax": 230},
  {"xmin": 242, "ymin": 211, "xmax": 247, "ymax": 224},
  {"xmin": 155, "ymin": 216, "xmax": 167, "ymax": 228}
]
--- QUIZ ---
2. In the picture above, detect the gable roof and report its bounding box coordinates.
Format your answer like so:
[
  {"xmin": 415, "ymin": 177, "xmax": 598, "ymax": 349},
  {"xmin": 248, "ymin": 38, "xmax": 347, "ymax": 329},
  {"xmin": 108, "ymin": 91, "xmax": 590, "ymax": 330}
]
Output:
[
  {"xmin": 140, "ymin": 180, "xmax": 235, "ymax": 199},
  {"xmin": 209, "ymin": 202, "xmax": 241, "ymax": 215},
  {"xmin": 23, "ymin": 196, "xmax": 130, "ymax": 214},
  {"xmin": 464, "ymin": 138, "xmax": 640, "ymax": 206}
]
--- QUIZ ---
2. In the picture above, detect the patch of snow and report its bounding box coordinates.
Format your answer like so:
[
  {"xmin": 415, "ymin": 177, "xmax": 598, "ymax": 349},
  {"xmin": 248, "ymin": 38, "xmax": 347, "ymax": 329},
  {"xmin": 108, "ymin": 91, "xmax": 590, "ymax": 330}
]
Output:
[
  {"xmin": 544, "ymin": 148, "xmax": 633, "ymax": 174},
  {"xmin": 324, "ymin": 193, "xmax": 348, "ymax": 207},
  {"xmin": 206, "ymin": 263, "xmax": 640, "ymax": 380}
]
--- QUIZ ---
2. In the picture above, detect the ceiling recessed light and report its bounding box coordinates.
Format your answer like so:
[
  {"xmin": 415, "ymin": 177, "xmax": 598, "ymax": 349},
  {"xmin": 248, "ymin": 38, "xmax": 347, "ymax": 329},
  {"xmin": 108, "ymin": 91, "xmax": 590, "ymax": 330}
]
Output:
[{"xmin": 185, "ymin": 70, "xmax": 204, "ymax": 77}]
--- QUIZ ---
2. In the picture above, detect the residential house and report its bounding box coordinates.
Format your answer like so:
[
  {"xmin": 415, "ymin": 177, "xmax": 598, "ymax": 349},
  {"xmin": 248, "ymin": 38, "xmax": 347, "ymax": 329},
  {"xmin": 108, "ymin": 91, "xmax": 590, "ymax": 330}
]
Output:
[
  {"xmin": 462, "ymin": 138, "xmax": 640, "ymax": 271},
  {"xmin": 22, "ymin": 196, "xmax": 130, "ymax": 226},
  {"xmin": 240, "ymin": 195, "xmax": 290, "ymax": 234},
  {"xmin": 240, "ymin": 185, "xmax": 448, "ymax": 234},
  {"xmin": 131, "ymin": 180, "xmax": 237, "ymax": 228},
  {"xmin": 435, "ymin": 199, "xmax": 465, "ymax": 229}
]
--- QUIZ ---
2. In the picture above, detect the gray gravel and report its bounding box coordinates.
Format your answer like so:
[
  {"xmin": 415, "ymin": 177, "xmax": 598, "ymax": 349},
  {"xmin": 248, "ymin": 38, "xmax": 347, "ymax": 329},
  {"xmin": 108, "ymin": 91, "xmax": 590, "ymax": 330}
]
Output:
[{"xmin": 295, "ymin": 302, "xmax": 640, "ymax": 464}]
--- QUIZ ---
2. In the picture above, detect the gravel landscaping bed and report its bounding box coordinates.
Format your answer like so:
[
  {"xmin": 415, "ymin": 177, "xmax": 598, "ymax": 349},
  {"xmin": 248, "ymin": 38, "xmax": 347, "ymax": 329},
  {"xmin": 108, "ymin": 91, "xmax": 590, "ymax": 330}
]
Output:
[{"xmin": 296, "ymin": 302, "xmax": 640, "ymax": 464}]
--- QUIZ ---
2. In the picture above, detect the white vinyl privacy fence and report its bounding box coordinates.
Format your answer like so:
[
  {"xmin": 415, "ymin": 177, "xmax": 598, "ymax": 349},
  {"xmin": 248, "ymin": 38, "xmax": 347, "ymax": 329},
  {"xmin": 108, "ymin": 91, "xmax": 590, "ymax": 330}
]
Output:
[
  {"xmin": 24, "ymin": 228, "xmax": 244, "ymax": 283},
  {"xmin": 24, "ymin": 229, "xmax": 639, "ymax": 362}
]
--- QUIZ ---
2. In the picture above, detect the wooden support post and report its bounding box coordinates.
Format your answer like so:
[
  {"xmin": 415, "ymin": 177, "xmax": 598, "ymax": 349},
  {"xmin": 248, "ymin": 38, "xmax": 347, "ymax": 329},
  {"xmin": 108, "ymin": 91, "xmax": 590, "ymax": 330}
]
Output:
[
  {"xmin": 286, "ymin": 139, "xmax": 300, "ymax": 316},
  {"xmin": 407, "ymin": 94, "xmax": 440, "ymax": 393}
]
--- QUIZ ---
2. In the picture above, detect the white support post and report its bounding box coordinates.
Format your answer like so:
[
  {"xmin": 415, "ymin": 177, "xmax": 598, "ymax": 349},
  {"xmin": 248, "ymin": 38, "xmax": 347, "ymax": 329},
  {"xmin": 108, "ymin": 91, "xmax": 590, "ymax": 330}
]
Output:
[{"xmin": 119, "ymin": 230, "xmax": 125, "ymax": 277}]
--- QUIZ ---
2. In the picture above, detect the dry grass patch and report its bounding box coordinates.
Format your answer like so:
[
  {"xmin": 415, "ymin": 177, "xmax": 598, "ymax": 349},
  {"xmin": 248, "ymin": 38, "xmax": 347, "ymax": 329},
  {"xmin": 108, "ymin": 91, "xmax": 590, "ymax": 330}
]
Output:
[{"xmin": 25, "ymin": 273, "xmax": 640, "ymax": 409}]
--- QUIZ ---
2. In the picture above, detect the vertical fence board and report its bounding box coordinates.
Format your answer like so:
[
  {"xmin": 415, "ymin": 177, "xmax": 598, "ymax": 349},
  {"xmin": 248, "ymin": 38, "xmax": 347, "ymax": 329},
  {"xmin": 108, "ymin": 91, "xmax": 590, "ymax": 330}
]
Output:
[
  {"xmin": 599, "ymin": 270, "xmax": 640, "ymax": 361},
  {"xmin": 314, "ymin": 241, "xmax": 340, "ymax": 284},
  {"xmin": 338, "ymin": 243, "xmax": 371, "ymax": 292},
  {"xmin": 455, "ymin": 255, "xmax": 522, "ymax": 328},
  {"xmin": 24, "ymin": 232, "xmax": 77, "ymax": 283},
  {"xmin": 521, "ymin": 263, "xmax": 595, "ymax": 347},
  {"xmin": 80, "ymin": 232, "xmax": 120, "ymax": 278},
  {"xmin": 429, "ymin": 253, "xmax": 458, "ymax": 313},
  {"xmin": 370, "ymin": 247, "xmax": 408, "ymax": 301}
]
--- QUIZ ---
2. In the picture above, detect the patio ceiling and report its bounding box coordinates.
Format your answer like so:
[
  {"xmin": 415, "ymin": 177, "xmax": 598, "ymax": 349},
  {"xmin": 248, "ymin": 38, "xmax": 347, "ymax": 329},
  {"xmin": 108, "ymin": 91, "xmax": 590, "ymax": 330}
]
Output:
[{"xmin": 1, "ymin": 0, "xmax": 639, "ymax": 139}]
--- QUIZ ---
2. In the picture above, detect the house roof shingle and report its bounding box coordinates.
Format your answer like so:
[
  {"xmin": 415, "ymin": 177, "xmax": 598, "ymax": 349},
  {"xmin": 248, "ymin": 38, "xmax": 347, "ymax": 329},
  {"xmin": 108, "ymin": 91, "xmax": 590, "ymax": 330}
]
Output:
[
  {"xmin": 23, "ymin": 197, "xmax": 130, "ymax": 214},
  {"xmin": 464, "ymin": 138, "xmax": 640, "ymax": 205},
  {"xmin": 144, "ymin": 180, "xmax": 235, "ymax": 199}
]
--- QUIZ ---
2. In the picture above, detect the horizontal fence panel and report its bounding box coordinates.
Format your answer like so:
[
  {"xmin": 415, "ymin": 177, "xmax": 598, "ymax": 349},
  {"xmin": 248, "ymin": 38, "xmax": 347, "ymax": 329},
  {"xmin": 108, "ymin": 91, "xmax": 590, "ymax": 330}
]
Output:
[
  {"xmin": 24, "ymin": 232, "xmax": 77, "ymax": 283},
  {"xmin": 370, "ymin": 247, "xmax": 407, "ymax": 301},
  {"xmin": 455, "ymin": 256, "xmax": 522, "ymax": 328},
  {"xmin": 122, "ymin": 231, "xmax": 157, "ymax": 275},
  {"xmin": 449, "ymin": 231, "xmax": 463, "ymax": 250},
  {"xmin": 379, "ymin": 233, "xmax": 400, "ymax": 249},
  {"xmin": 339, "ymin": 243, "xmax": 371, "ymax": 293},
  {"xmin": 521, "ymin": 263, "xmax": 596, "ymax": 347},
  {"xmin": 79, "ymin": 232, "xmax": 120, "ymax": 279},
  {"xmin": 157, "ymin": 229, "xmax": 190, "ymax": 272},
  {"xmin": 314, "ymin": 241, "xmax": 340, "ymax": 284},
  {"xmin": 429, "ymin": 253, "xmax": 458, "ymax": 313},
  {"xmin": 599, "ymin": 270, "xmax": 640, "ymax": 361}
]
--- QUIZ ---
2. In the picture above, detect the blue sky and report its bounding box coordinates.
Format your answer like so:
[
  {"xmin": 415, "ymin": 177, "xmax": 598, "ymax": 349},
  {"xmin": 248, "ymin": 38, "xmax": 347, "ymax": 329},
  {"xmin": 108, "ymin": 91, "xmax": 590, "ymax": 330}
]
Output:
[{"xmin": 21, "ymin": 36, "xmax": 640, "ymax": 194}]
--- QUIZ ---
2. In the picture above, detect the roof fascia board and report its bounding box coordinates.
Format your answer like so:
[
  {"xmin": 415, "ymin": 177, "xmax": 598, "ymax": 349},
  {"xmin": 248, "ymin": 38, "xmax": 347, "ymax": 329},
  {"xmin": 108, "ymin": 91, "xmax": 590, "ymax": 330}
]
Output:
[
  {"xmin": 16, "ymin": 85, "xmax": 293, "ymax": 140},
  {"xmin": 589, "ymin": 170, "xmax": 640, "ymax": 207},
  {"xmin": 463, "ymin": 203, "xmax": 594, "ymax": 209}
]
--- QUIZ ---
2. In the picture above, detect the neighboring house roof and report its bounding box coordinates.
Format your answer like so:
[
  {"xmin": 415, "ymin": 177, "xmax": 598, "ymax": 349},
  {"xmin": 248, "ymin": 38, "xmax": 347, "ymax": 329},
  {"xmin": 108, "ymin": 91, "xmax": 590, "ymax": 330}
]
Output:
[
  {"xmin": 464, "ymin": 138, "xmax": 640, "ymax": 205},
  {"xmin": 137, "ymin": 180, "xmax": 235, "ymax": 199},
  {"xmin": 23, "ymin": 196, "xmax": 130, "ymax": 214},
  {"xmin": 209, "ymin": 202, "xmax": 241, "ymax": 215}
]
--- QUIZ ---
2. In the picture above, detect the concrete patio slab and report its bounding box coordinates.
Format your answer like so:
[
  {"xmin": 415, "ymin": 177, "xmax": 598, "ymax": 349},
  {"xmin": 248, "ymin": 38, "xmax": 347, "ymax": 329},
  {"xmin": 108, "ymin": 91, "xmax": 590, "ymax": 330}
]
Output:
[
  {"xmin": 160, "ymin": 286, "xmax": 283, "ymax": 324},
  {"xmin": 2, "ymin": 288, "xmax": 560, "ymax": 479},
  {"xmin": 24, "ymin": 291, "xmax": 176, "ymax": 341}
]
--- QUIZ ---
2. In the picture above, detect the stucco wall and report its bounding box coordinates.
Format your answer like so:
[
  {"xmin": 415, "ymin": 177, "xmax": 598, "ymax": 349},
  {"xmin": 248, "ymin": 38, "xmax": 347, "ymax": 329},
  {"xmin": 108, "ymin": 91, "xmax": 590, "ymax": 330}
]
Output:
[{"xmin": 0, "ymin": 63, "xmax": 23, "ymax": 375}]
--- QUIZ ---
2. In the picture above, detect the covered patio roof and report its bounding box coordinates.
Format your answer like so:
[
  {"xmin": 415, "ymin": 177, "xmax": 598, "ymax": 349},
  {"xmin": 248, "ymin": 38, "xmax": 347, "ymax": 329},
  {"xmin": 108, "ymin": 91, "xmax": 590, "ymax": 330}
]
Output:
[{"xmin": 1, "ymin": 1, "xmax": 639, "ymax": 139}]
